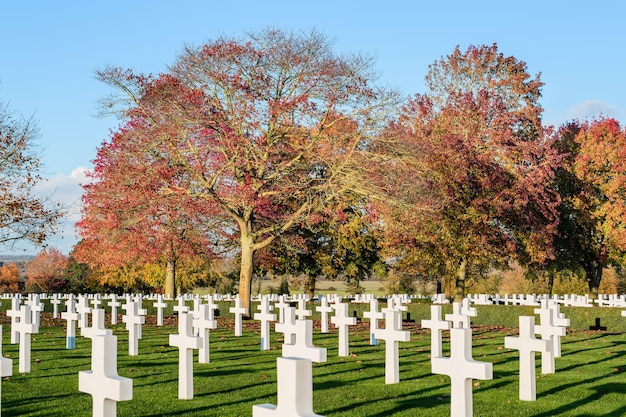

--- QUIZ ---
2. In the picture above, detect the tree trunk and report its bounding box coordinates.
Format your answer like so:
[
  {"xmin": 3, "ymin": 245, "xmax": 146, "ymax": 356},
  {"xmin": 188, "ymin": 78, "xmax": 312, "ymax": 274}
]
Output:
[
  {"xmin": 547, "ymin": 270, "xmax": 555, "ymax": 296},
  {"xmin": 165, "ymin": 258, "xmax": 176, "ymax": 298},
  {"xmin": 304, "ymin": 275, "xmax": 316, "ymax": 299},
  {"xmin": 583, "ymin": 260, "xmax": 603, "ymax": 299},
  {"xmin": 239, "ymin": 231, "xmax": 255, "ymax": 318},
  {"xmin": 454, "ymin": 258, "xmax": 468, "ymax": 302}
]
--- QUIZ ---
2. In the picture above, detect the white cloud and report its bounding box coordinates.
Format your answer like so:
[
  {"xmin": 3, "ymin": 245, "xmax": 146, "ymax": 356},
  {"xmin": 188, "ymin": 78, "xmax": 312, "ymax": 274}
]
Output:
[
  {"xmin": 8, "ymin": 166, "xmax": 95, "ymax": 255},
  {"xmin": 566, "ymin": 100, "xmax": 619, "ymax": 121}
]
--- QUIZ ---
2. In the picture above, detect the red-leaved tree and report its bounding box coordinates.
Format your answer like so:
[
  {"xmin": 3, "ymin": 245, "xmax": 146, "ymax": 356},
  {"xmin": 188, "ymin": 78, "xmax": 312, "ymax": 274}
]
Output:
[
  {"xmin": 95, "ymin": 28, "xmax": 399, "ymax": 314},
  {"xmin": 376, "ymin": 44, "xmax": 561, "ymax": 300},
  {"xmin": 26, "ymin": 247, "xmax": 68, "ymax": 293}
]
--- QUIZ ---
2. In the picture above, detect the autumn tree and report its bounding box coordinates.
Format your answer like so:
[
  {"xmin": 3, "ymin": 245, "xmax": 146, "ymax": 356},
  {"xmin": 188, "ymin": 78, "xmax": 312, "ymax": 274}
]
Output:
[
  {"xmin": 74, "ymin": 120, "xmax": 227, "ymax": 298},
  {"xmin": 552, "ymin": 118, "xmax": 626, "ymax": 297},
  {"xmin": 0, "ymin": 99, "xmax": 61, "ymax": 248},
  {"xmin": 256, "ymin": 202, "xmax": 383, "ymax": 298},
  {"xmin": 25, "ymin": 247, "xmax": 68, "ymax": 293},
  {"xmin": 97, "ymin": 28, "xmax": 399, "ymax": 314},
  {"xmin": 0, "ymin": 263, "xmax": 20, "ymax": 293},
  {"xmin": 377, "ymin": 44, "xmax": 561, "ymax": 300}
]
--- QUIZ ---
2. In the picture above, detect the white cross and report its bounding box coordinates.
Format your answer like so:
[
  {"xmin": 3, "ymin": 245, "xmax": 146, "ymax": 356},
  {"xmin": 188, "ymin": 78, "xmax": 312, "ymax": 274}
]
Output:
[
  {"xmin": 50, "ymin": 293, "xmax": 62, "ymax": 319},
  {"xmin": 275, "ymin": 307, "xmax": 298, "ymax": 345},
  {"xmin": 90, "ymin": 294, "xmax": 103, "ymax": 309},
  {"xmin": 296, "ymin": 298, "xmax": 312, "ymax": 320},
  {"xmin": 445, "ymin": 301, "xmax": 471, "ymax": 328},
  {"xmin": 195, "ymin": 303, "xmax": 217, "ymax": 364},
  {"xmin": 76, "ymin": 295, "xmax": 92, "ymax": 330},
  {"xmin": 169, "ymin": 312, "xmax": 202, "ymax": 399},
  {"xmin": 315, "ymin": 296, "xmax": 333, "ymax": 334},
  {"xmin": 15, "ymin": 305, "xmax": 39, "ymax": 373},
  {"xmin": 330, "ymin": 302, "xmax": 356, "ymax": 357},
  {"xmin": 461, "ymin": 298, "xmax": 477, "ymax": 318},
  {"xmin": 273, "ymin": 295, "xmax": 289, "ymax": 324},
  {"xmin": 174, "ymin": 296, "xmax": 189, "ymax": 314},
  {"xmin": 254, "ymin": 297, "xmax": 277, "ymax": 351},
  {"xmin": 78, "ymin": 333, "xmax": 132, "ymax": 417},
  {"xmin": 431, "ymin": 328, "xmax": 493, "ymax": 417},
  {"xmin": 622, "ymin": 310, "xmax": 626, "ymax": 317},
  {"xmin": 363, "ymin": 299, "xmax": 384, "ymax": 346},
  {"xmin": 61, "ymin": 295, "xmax": 80, "ymax": 349},
  {"xmin": 545, "ymin": 301, "xmax": 569, "ymax": 357},
  {"xmin": 25, "ymin": 294, "xmax": 43, "ymax": 328},
  {"xmin": 504, "ymin": 316, "xmax": 551, "ymax": 401},
  {"xmin": 229, "ymin": 297, "xmax": 246, "ymax": 337},
  {"xmin": 533, "ymin": 306, "xmax": 564, "ymax": 373},
  {"xmin": 373, "ymin": 308, "xmax": 411, "ymax": 384},
  {"xmin": 253, "ymin": 357, "xmax": 325, "ymax": 417},
  {"xmin": 121, "ymin": 299, "xmax": 145, "ymax": 356},
  {"xmin": 7, "ymin": 297, "xmax": 21, "ymax": 344},
  {"xmin": 0, "ymin": 325, "xmax": 13, "ymax": 410},
  {"xmin": 108, "ymin": 294, "xmax": 121, "ymax": 325},
  {"xmin": 421, "ymin": 304, "xmax": 452, "ymax": 358},
  {"xmin": 82, "ymin": 308, "xmax": 112, "ymax": 339},
  {"xmin": 282, "ymin": 319, "xmax": 327, "ymax": 363},
  {"xmin": 152, "ymin": 294, "xmax": 168, "ymax": 326}
]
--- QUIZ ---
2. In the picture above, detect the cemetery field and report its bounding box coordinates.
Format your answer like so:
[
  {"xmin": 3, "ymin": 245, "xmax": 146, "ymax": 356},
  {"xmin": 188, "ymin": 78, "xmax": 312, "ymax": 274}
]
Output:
[{"xmin": 0, "ymin": 310, "xmax": 625, "ymax": 417}]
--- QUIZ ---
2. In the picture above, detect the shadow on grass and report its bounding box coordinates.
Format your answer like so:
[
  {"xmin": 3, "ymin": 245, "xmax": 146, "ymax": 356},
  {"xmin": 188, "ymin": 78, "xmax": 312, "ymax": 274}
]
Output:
[{"xmin": 534, "ymin": 383, "xmax": 626, "ymax": 417}]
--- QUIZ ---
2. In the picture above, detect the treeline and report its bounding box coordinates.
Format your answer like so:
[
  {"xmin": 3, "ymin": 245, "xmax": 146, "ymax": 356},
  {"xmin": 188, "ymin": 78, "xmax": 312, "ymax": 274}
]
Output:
[{"xmin": 52, "ymin": 28, "xmax": 626, "ymax": 313}]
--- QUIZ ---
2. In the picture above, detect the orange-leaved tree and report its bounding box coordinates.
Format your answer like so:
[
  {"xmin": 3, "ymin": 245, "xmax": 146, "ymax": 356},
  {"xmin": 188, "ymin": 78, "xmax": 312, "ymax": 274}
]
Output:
[
  {"xmin": 96, "ymin": 28, "xmax": 399, "ymax": 314},
  {"xmin": 376, "ymin": 44, "xmax": 561, "ymax": 300},
  {"xmin": 26, "ymin": 247, "xmax": 68, "ymax": 293},
  {"xmin": 0, "ymin": 263, "xmax": 20, "ymax": 293},
  {"xmin": 553, "ymin": 118, "xmax": 626, "ymax": 296}
]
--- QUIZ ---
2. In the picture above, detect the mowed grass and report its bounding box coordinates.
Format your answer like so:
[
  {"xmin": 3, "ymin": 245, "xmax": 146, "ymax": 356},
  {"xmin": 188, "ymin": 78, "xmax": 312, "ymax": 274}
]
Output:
[{"xmin": 0, "ymin": 307, "xmax": 625, "ymax": 416}]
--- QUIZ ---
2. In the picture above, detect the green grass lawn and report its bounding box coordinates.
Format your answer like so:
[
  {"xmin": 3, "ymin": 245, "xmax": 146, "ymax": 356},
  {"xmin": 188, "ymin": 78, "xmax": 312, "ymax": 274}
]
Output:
[{"xmin": 0, "ymin": 309, "xmax": 624, "ymax": 417}]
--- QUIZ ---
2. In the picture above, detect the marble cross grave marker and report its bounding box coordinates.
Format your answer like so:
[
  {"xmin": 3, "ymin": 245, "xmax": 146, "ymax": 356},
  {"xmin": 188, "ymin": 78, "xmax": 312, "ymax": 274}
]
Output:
[
  {"xmin": 50, "ymin": 293, "xmax": 62, "ymax": 319},
  {"xmin": 253, "ymin": 318, "xmax": 327, "ymax": 417},
  {"xmin": 229, "ymin": 297, "xmax": 246, "ymax": 337},
  {"xmin": 78, "ymin": 333, "xmax": 132, "ymax": 417},
  {"xmin": 76, "ymin": 295, "xmax": 92, "ymax": 330},
  {"xmin": 275, "ymin": 306, "xmax": 298, "ymax": 345},
  {"xmin": 0, "ymin": 325, "xmax": 13, "ymax": 406},
  {"xmin": 195, "ymin": 303, "xmax": 217, "ymax": 364},
  {"xmin": 315, "ymin": 296, "xmax": 333, "ymax": 334},
  {"xmin": 373, "ymin": 308, "xmax": 411, "ymax": 384},
  {"xmin": 169, "ymin": 311, "xmax": 202, "ymax": 399},
  {"xmin": 533, "ymin": 304, "xmax": 565, "ymax": 372},
  {"xmin": 61, "ymin": 294, "xmax": 80, "ymax": 349},
  {"xmin": 121, "ymin": 299, "xmax": 145, "ymax": 356},
  {"xmin": 445, "ymin": 301, "xmax": 471, "ymax": 329},
  {"xmin": 295, "ymin": 298, "xmax": 312, "ymax": 320},
  {"xmin": 421, "ymin": 304, "xmax": 452, "ymax": 358},
  {"xmin": 254, "ymin": 297, "xmax": 277, "ymax": 351},
  {"xmin": 82, "ymin": 308, "xmax": 112, "ymax": 339},
  {"xmin": 330, "ymin": 302, "xmax": 356, "ymax": 357},
  {"xmin": 274, "ymin": 295, "xmax": 289, "ymax": 324},
  {"xmin": 152, "ymin": 294, "xmax": 168, "ymax": 326},
  {"xmin": 362, "ymin": 298, "xmax": 384, "ymax": 346},
  {"xmin": 16, "ymin": 305, "xmax": 39, "ymax": 373},
  {"xmin": 431, "ymin": 328, "xmax": 493, "ymax": 417},
  {"xmin": 108, "ymin": 294, "xmax": 121, "ymax": 325},
  {"xmin": 504, "ymin": 316, "xmax": 551, "ymax": 401},
  {"xmin": 7, "ymin": 297, "xmax": 21, "ymax": 344}
]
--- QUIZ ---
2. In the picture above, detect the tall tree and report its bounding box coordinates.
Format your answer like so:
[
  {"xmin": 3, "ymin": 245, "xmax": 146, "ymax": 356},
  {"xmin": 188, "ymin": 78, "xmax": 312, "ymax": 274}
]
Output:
[
  {"xmin": 0, "ymin": 100, "xmax": 61, "ymax": 247},
  {"xmin": 97, "ymin": 28, "xmax": 399, "ymax": 314},
  {"xmin": 378, "ymin": 44, "xmax": 561, "ymax": 300},
  {"xmin": 553, "ymin": 118, "xmax": 626, "ymax": 296},
  {"xmin": 26, "ymin": 247, "xmax": 68, "ymax": 292},
  {"xmin": 74, "ymin": 121, "xmax": 225, "ymax": 298}
]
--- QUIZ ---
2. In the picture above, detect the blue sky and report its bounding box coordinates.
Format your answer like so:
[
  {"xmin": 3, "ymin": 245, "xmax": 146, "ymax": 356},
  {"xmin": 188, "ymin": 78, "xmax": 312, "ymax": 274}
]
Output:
[{"xmin": 1, "ymin": 0, "xmax": 625, "ymax": 255}]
